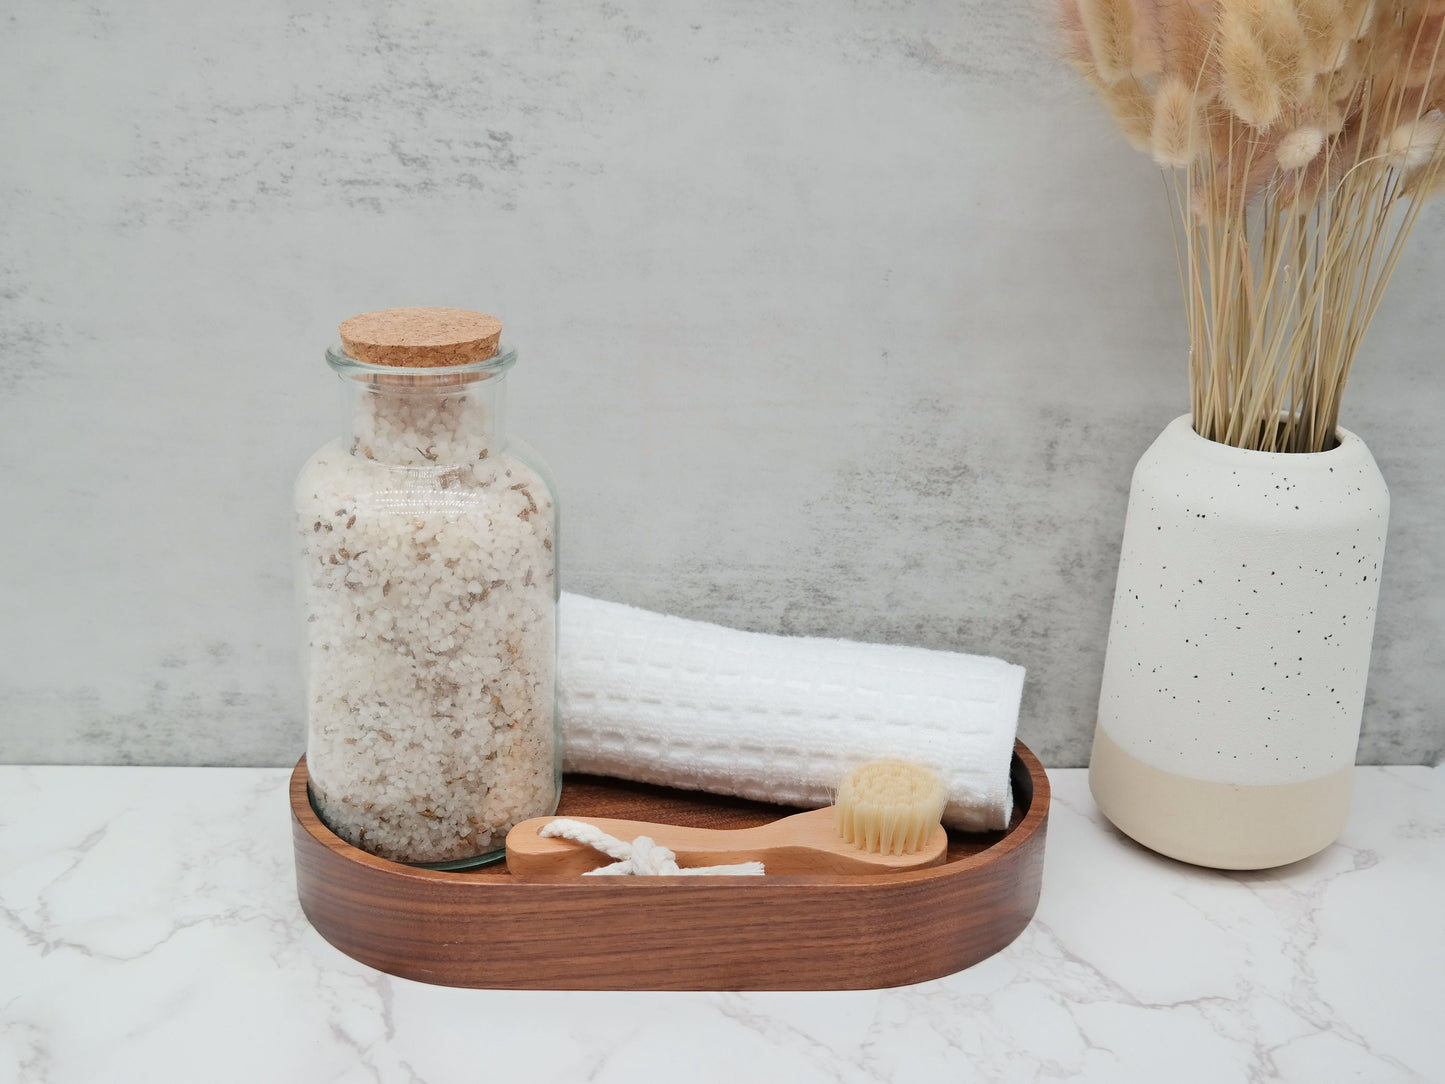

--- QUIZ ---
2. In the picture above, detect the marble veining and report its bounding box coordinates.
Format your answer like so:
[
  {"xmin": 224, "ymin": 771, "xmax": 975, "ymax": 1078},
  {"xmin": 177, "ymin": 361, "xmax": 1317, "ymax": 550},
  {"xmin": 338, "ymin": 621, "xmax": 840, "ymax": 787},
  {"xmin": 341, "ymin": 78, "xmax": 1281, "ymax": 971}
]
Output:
[{"xmin": 2, "ymin": 764, "xmax": 1440, "ymax": 1082}]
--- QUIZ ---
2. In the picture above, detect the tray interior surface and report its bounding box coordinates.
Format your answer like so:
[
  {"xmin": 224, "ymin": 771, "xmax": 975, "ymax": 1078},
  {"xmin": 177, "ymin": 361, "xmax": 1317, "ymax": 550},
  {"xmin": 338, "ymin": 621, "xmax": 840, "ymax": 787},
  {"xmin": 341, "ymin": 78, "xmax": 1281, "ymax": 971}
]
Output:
[
  {"xmin": 292, "ymin": 742, "xmax": 1049, "ymax": 990},
  {"xmin": 428, "ymin": 772, "xmax": 1019, "ymax": 879}
]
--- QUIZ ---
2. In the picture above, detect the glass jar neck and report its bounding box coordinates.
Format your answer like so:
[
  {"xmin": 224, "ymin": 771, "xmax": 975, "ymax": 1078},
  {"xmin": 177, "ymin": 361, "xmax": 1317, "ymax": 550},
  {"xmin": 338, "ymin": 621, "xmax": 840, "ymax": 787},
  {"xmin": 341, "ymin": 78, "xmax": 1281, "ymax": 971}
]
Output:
[{"xmin": 327, "ymin": 343, "xmax": 515, "ymax": 468}]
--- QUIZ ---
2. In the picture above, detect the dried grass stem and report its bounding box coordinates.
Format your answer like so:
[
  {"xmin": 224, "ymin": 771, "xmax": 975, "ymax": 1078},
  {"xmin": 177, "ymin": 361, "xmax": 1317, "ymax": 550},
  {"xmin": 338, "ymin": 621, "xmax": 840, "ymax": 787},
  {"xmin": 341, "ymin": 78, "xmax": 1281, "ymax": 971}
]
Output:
[{"xmin": 1062, "ymin": 0, "xmax": 1445, "ymax": 451}]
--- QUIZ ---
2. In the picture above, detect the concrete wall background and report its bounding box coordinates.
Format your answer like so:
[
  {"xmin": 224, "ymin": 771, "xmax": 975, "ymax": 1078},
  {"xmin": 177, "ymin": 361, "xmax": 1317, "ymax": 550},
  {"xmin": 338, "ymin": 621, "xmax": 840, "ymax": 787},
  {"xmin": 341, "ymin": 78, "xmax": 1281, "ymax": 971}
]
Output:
[{"xmin": 2, "ymin": 1, "xmax": 1440, "ymax": 767}]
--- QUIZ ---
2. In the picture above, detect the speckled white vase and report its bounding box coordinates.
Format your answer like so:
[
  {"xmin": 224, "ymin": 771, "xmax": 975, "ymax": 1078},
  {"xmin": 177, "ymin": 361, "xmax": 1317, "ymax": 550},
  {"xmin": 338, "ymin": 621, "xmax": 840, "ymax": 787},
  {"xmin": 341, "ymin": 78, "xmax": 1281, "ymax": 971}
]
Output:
[{"xmin": 1090, "ymin": 415, "xmax": 1389, "ymax": 869}]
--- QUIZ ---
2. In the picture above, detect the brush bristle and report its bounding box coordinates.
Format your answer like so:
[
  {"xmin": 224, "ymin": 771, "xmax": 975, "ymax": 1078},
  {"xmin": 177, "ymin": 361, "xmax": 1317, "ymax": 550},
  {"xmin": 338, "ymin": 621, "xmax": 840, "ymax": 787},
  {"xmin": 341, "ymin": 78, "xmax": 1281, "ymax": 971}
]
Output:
[{"xmin": 833, "ymin": 760, "xmax": 947, "ymax": 856}]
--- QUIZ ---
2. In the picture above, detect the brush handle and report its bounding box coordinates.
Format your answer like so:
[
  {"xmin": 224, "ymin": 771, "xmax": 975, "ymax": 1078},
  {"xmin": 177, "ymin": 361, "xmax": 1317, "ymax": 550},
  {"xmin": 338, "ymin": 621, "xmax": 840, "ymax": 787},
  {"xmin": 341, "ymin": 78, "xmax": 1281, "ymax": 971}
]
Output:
[{"xmin": 505, "ymin": 807, "xmax": 948, "ymax": 881}]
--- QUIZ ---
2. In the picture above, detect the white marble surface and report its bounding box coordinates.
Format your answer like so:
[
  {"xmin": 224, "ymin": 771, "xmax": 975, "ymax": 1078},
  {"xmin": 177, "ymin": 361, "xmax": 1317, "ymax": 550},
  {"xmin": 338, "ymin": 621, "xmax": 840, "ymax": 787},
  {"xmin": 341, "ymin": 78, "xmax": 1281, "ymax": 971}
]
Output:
[
  {"xmin": 2, "ymin": 1, "xmax": 1442, "ymax": 770},
  {"xmin": 2, "ymin": 764, "xmax": 1440, "ymax": 1083}
]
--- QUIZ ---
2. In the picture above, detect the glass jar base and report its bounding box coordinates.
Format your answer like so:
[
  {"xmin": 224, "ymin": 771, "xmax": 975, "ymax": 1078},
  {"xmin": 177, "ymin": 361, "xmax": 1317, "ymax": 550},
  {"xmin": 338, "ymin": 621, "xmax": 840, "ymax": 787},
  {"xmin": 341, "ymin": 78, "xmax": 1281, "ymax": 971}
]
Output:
[
  {"xmin": 306, "ymin": 782, "xmax": 520, "ymax": 870},
  {"xmin": 1088, "ymin": 726, "xmax": 1353, "ymax": 870},
  {"xmin": 412, "ymin": 850, "xmax": 506, "ymax": 871}
]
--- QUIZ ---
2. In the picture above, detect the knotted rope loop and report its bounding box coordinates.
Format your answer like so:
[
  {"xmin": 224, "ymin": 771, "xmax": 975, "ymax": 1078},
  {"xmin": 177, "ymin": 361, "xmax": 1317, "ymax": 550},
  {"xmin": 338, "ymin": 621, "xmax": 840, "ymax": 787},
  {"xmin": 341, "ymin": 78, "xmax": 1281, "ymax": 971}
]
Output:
[{"xmin": 538, "ymin": 818, "xmax": 765, "ymax": 876}]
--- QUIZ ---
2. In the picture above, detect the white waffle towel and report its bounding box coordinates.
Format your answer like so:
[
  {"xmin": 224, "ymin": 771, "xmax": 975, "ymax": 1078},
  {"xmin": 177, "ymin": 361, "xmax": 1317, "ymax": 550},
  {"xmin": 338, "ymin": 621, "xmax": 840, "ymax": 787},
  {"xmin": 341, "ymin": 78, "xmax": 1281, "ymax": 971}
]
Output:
[{"xmin": 558, "ymin": 593, "xmax": 1027, "ymax": 832}]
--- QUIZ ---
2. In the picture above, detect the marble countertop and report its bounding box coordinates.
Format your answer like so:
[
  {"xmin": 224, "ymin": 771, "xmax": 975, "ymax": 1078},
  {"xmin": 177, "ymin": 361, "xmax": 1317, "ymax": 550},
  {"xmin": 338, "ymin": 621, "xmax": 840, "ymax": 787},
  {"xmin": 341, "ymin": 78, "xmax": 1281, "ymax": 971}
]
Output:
[{"xmin": 2, "ymin": 764, "xmax": 1440, "ymax": 1083}]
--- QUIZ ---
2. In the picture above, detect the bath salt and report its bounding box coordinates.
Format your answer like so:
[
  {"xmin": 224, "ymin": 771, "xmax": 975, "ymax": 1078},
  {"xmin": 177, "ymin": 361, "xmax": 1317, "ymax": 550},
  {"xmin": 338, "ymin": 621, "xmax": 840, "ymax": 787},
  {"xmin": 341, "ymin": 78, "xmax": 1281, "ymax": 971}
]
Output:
[{"xmin": 294, "ymin": 309, "xmax": 558, "ymax": 866}]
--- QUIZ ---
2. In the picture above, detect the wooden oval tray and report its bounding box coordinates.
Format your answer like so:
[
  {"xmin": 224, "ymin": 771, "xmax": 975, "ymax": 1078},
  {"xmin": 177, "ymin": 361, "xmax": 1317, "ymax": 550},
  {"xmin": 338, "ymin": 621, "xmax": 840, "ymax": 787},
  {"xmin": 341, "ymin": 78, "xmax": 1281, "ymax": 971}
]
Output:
[{"xmin": 291, "ymin": 741, "xmax": 1049, "ymax": 990}]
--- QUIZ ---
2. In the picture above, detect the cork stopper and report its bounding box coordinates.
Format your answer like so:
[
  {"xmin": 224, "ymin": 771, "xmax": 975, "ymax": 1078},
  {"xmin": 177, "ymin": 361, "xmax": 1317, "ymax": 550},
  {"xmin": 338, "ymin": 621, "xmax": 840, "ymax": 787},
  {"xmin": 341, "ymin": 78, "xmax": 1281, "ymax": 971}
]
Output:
[{"xmin": 339, "ymin": 308, "xmax": 503, "ymax": 368}]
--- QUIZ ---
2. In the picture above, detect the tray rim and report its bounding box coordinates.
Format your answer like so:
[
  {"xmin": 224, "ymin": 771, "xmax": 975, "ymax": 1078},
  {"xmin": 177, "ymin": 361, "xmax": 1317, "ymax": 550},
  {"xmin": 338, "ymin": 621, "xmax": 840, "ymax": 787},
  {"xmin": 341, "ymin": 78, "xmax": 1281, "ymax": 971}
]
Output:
[
  {"xmin": 291, "ymin": 741, "xmax": 1050, "ymax": 989},
  {"xmin": 289, "ymin": 740, "xmax": 1050, "ymax": 886}
]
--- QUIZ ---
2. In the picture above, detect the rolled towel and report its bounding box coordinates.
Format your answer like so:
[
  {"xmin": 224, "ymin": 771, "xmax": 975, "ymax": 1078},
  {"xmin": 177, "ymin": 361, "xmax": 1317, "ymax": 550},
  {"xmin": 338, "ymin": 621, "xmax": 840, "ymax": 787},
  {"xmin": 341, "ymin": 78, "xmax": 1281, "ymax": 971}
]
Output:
[{"xmin": 558, "ymin": 593, "xmax": 1026, "ymax": 832}]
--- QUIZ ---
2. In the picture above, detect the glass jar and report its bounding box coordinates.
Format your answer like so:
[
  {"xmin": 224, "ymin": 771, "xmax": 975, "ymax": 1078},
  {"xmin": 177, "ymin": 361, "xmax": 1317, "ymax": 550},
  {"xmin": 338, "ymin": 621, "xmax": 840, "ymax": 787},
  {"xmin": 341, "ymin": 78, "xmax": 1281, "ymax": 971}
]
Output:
[{"xmin": 294, "ymin": 308, "xmax": 559, "ymax": 868}]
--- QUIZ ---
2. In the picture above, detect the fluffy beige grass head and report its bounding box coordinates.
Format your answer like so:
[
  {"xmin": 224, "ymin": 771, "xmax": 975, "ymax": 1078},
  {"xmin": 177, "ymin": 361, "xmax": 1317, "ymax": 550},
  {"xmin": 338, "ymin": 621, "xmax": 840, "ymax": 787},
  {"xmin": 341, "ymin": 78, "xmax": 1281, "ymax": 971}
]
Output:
[{"xmin": 1060, "ymin": 0, "xmax": 1445, "ymax": 453}]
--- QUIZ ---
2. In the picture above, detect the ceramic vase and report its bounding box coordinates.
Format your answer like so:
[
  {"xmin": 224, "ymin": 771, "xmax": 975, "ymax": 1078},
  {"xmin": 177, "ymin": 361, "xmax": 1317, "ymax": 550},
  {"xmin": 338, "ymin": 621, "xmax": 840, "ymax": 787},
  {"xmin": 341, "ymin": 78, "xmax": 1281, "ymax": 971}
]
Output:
[{"xmin": 1090, "ymin": 415, "xmax": 1389, "ymax": 869}]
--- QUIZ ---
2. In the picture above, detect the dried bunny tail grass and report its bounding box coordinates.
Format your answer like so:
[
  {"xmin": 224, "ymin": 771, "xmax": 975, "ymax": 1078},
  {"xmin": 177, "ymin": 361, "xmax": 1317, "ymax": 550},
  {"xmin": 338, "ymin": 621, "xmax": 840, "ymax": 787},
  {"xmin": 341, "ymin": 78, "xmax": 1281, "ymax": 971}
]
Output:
[
  {"xmin": 1063, "ymin": 0, "xmax": 1156, "ymax": 150},
  {"xmin": 1192, "ymin": 132, "xmax": 1280, "ymax": 216},
  {"xmin": 1219, "ymin": 1, "xmax": 1300, "ymax": 127},
  {"xmin": 1323, "ymin": 38, "xmax": 1369, "ymax": 108},
  {"xmin": 1130, "ymin": 0, "xmax": 1214, "ymax": 80},
  {"xmin": 1130, "ymin": 0, "xmax": 1168, "ymax": 75},
  {"xmin": 1341, "ymin": 0, "xmax": 1378, "ymax": 39},
  {"xmin": 1357, "ymin": 82, "xmax": 1438, "ymax": 167},
  {"xmin": 1294, "ymin": 0, "xmax": 1352, "ymax": 73},
  {"xmin": 1384, "ymin": 109, "xmax": 1445, "ymax": 171},
  {"xmin": 1271, "ymin": 79, "xmax": 1346, "ymax": 133},
  {"xmin": 1153, "ymin": 77, "xmax": 1203, "ymax": 164},
  {"xmin": 1401, "ymin": 144, "xmax": 1445, "ymax": 195},
  {"xmin": 1283, "ymin": 94, "xmax": 1382, "ymax": 207},
  {"xmin": 1236, "ymin": 0, "xmax": 1312, "ymax": 99},
  {"xmin": 1198, "ymin": 98, "xmax": 1253, "ymax": 163},
  {"xmin": 1271, "ymin": 85, "xmax": 1345, "ymax": 203},
  {"xmin": 1078, "ymin": 0, "xmax": 1140, "ymax": 82},
  {"xmin": 1206, "ymin": 95, "xmax": 1244, "ymax": 143},
  {"xmin": 1308, "ymin": 80, "xmax": 1350, "ymax": 134},
  {"xmin": 1066, "ymin": 0, "xmax": 1442, "ymax": 179},
  {"xmin": 1220, "ymin": 26, "xmax": 1285, "ymax": 126},
  {"xmin": 1390, "ymin": 10, "xmax": 1445, "ymax": 87},
  {"xmin": 1277, "ymin": 123, "xmax": 1328, "ymax": 166},
  {"xmin": 1061, "ymin": 0, "xmax": 1445, "ymax": 452},
  {"xmin": 1157, "ymin": 0, "xmax": 1225, "ymax": 95},
  {"xmin": 1058, "ymin": 0, "xmax": 1099, "ymax": 70},
  {"xmin": 1092, "ymin": 71, "xmax": 1160, "ymax": 149},
  {"xmin": 1281, "ymin": 141, "xmax": 1332, "ymax": 206}
]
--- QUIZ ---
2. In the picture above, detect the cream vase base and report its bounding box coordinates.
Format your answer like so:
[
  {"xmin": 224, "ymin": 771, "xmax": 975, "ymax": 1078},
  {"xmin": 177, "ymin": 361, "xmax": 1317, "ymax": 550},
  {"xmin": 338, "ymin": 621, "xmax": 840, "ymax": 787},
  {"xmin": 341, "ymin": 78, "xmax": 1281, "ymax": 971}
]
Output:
[{"xmin": 1089, "ymin": 727, "xmax": 1353, "ymax": 870}]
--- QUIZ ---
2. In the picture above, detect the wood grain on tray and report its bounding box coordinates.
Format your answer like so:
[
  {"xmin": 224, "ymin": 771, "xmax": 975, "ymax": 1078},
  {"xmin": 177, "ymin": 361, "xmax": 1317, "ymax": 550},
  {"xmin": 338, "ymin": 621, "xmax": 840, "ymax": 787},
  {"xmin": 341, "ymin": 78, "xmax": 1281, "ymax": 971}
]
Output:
[{"xmin": 291, "ymin": 741, "xmax": 1050, "ymax": 991}]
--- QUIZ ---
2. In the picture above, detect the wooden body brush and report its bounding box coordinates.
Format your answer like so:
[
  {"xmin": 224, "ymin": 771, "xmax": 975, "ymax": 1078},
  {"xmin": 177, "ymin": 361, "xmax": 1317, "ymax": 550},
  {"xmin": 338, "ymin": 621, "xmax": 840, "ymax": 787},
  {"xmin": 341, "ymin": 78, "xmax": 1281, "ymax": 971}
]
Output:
[{"xmin": 505, "ymin": 760, "xmax": 949, "ymax": 881}]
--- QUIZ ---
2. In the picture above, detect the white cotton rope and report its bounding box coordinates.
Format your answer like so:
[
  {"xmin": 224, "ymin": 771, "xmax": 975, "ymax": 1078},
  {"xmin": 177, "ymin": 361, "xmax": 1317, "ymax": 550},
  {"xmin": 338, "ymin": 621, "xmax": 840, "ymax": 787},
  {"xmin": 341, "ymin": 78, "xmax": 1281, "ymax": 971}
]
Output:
[{"xmin": 538, "ymin": 818, "xmax": 766, "ymax": 876}]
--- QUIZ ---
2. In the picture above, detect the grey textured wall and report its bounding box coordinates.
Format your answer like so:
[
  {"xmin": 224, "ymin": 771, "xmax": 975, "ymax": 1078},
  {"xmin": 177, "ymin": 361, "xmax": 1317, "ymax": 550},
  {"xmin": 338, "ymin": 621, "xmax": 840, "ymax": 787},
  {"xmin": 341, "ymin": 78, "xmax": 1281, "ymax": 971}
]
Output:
[{"xmin": 2, "ymin": 1, "xmax": 1441, "ymax": 768}]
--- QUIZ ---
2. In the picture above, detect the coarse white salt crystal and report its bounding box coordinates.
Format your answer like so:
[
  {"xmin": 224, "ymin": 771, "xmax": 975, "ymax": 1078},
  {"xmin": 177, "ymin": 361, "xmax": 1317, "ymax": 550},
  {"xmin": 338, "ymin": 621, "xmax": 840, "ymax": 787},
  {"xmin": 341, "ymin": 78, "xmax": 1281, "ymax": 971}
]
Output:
[{"xmin": 295, "ymin": 381, "xmax": 557, "ymax": 865}]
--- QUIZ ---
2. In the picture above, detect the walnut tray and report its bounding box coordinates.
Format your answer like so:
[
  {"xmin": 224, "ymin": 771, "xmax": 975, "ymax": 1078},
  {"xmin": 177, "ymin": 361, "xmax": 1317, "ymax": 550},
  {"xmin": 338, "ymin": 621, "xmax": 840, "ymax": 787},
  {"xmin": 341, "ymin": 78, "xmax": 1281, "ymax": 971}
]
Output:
[{"xmin": 290, "ymin": 741, "xmax": 1049, "ymax": 991}]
